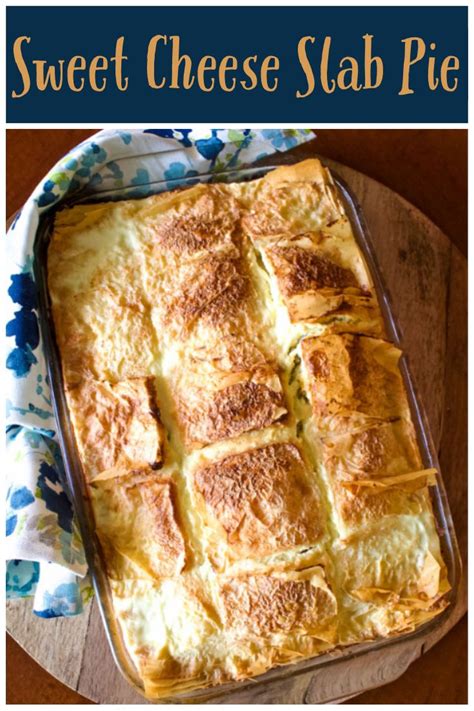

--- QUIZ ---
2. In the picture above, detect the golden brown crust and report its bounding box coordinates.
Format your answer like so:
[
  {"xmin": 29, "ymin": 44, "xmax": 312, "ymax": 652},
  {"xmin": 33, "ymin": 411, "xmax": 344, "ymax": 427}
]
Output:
[
  {"xmin": 242, "ymin": 160, "xmax": 344, "ymax": 238},
  {"xmin": 172, "ymin": 255, "xmax": 249, "ymax": 328},
  {"xmin": 248, "ymin": 226, "xmax": 384, "ymax": 335},
  {"xmin": 322, "ymin": 418, "xmax": 423, "ymax": 483},
  {"xmin": 151, "ymin": 185, "xmax": 240, "ymax": 256},
  {"xmin": 171, "ymin": 337, "xmax": 286, "ymax": 449},
  {"xmin": 194, "ymin": 443, "xmax": 323, "ymax": 560},
  {"xmin": 269, "ymin": 245, "xmax": 359, "ymax": 295},
  {"xmin": 91, "ymin": 468, "xmax": 185, "ymax": 579},
  {"xmin": 320, "ymin": 420, "xmax": 431, "ymax": 536},
  {"xmin": 66, "ymin": 378, "xmax": 163, "ymax": 481},
  {"xmin": 179, "ymin": 380, "xmax": 286, "ymax": 448},
  {"xmin": 220, "ymin": 567, "xmax": 337, "ymax": 638},
  {"xmin": 301, "ymin": 334, "xmax": 410, "ymax": 433}
]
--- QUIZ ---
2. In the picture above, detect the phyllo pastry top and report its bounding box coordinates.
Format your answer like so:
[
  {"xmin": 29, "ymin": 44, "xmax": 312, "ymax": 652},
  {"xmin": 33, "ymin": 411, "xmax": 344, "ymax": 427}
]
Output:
[{"xmin": 47, "ymin": 159, "xmax": 449, "ymax": 700}]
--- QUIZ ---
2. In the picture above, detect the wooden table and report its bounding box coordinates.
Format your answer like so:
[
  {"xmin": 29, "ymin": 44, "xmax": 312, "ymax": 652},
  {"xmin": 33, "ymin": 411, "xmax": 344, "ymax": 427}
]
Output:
[{"xmin": 6, "ymin": 130, "xmax": 467, "ymax": 704}]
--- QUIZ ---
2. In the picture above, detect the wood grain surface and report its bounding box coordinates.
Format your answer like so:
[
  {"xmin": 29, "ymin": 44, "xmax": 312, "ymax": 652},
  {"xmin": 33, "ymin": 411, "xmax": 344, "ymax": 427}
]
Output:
[{"xmin": 6, "ymin": 130, "xmax": 467, "ymax": 704}]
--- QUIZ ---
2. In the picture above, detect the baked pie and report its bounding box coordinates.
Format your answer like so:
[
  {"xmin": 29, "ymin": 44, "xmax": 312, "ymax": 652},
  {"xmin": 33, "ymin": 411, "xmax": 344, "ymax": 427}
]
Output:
[{"xmin": 48, "ymin": 159, "xmax": 449, "ymax": 698}]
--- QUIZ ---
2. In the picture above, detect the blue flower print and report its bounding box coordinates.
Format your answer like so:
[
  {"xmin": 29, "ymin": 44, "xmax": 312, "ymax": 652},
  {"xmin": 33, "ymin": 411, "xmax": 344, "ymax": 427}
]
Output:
[
  {"xmin": 6, "ymin": 271, "xmax": 40, "ymax": 378},
  {"xmin": 37, "ymin": 181, "xmax": 59, "ymax": 207},
  {"xmin": 6, "ymin": 515, "xmax": 17, "ymax": 536},
  {"xmin": 35, "ymin": 582, "xmax": 83, "ymax": 618},
  {"xmin": 36, "ymin": 142, "xmax": 108, "ymax": 207},
  {"xmin": 6, "ymin": 309, "xmax": 39, "ymax": 351},
  {"xmin": 175, "ymin": 129, "xmax": 193, "ymax": 147},
  {"xmin": 65, "ymin": 158, "xmax": 78, "ymax": 170},
  {"xmin": 23, "ymin": 428, "xmax": 44, "ymax": 448},
  {"xmin": 123, "ymin": 168, "xmax": 155, "ymax": 199},
  {"xmin": 261, "ymin": 129, "xmax": 300, "ymax": 150},
  {"xmin": 81, "ymin": 142, "xmax": 107, "ymax": 168},
  {"xmin": 6, "ymin": 560, "xmax": 40, "ymax": 596},
  {"xmin": 195, "ymin": 130, "xmax": 225, "ymax": 163},
  {"xmin": 144, "ymin": 128, "xmax": 175, "ymax": 139},
  {"xmin": 8, "ymin": 273, "xmax": 37, "ymax": 310},
  {"xmin": 118, "ymin": 131, "xmax": 132, "ymax": 144},
  {"xmin": 37, "ymin": 173, "xmax": 71, "ymax": 206},
  {"xmin": 88, "ymin": 172, "xmax": 103, "ymax": 188},
  {"xmin": 6, "ymin": 424, "xmax": 53, "ymax": 448},
  {"xmin": 105, "ymin": 161, "xmax": 124, "ymax": 182},
  {"xmin": 37, "ymin": 461, "xmax": 73, "ymax": 533},
  {"xmin": 226, "ymin": 129, "xmax": 253, "ymax": 168},
  {"xmin": 34, "ymin": 373, "xmax": 52, "ymax": 409},
  {"xmin": 130, "ymin": 168, "xmax": 150, "ymax": 186},
  {"xmin": 164, "ymin": 162, "xmax": 199, "ymax": 188},
  {"xmin": 9, "ymin": 486, "xmax": 35, "ymax": 510},
  {"xmin": 6, "ymin": 346, "xmax": 38, "ymax": 378},
  {"xmin": 6, "ymin": 399, "xmax": 53, "ymax": 422}
]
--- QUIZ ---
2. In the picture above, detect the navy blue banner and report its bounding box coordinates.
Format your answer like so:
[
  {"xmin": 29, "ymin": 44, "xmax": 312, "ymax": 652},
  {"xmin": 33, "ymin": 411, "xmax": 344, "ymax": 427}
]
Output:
[{"xmin": 6, "ymin": 6, "xmax": 468, "ymax": 123}]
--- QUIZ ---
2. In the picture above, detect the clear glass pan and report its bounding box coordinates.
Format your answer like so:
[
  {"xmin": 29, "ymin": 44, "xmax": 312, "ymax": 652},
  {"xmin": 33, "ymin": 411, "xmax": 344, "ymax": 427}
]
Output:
[{"xmin": 33, "ymin": 159, "xmax": 462, "ymax": 703}]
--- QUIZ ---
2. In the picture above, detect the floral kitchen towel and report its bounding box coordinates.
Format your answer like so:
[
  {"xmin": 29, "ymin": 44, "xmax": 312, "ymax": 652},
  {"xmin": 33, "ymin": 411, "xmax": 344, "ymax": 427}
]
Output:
[{"xmin": 5, "ymin": 128, "xmax": 315, "ymax": 617}]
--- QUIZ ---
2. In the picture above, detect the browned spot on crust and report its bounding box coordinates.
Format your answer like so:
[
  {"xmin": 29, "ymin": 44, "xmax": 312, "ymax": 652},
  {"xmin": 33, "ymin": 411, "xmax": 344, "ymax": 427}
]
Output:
[
  {"xmin": 221, "ymin": 573, "xmax": 336, "ymax": 635},
  {"xmin": 194, "ymin": 443, "xmax": 322, "ymax": 557},
  {"xmin": 241, "ymin": 209, "xmax": 286, "ymax": 238},
  {"xmin": 154, "ymin": 189, "xmax": 240, "ymax": 255},
  {"xmin": 323, "ymin": 420, "xmax": 422, "ymax": 483},
  {"xmin": 182, "ymin": 381, "xmax": 286, "ymax": 447},
  {"xmin": 171, "ymin": 256, "xmax": 249, "ymax": 329},
  {"xmin": 139, "ymin": 478, "xmax": 186, "ymax": 572},
  {"xmin": 345, "ymin": 426, "xmax": 391, "ymax": 475},
  {"xmin": 338, "ymin": 487, "xmax": 392, "ymax": 524},
  {"xmin": 170, "ymin": 336, "xmax": 286, "ymax": 449},
  {"xmin": 306, "ymin": 349, "xmax": 331, "ymax": 381},
  {"xmin": 268, "ymin": 247, "xmax": 358, "ymax": 296},
  {"xmin": 301, "ymin": 334, "xmax": 407, "ymax": 429},
  {"xmin": 347, "ymin": 338, "xmax": 373, "ymax": 402},
  {"xmin": 93, "ymin": 470, "xmax": 185, "ymax": 579},
  {"xmin": 321, "ymin": 420, "xmax": 424, "ymax": 529},
  {"xmin": 67, "ymin": 378, "xmax": 163, "ymax": 480}
]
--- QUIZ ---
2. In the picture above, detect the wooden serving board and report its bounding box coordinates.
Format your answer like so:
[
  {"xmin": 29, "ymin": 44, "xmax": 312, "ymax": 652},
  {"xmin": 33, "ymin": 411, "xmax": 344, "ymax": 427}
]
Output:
[{"xmin": 6, "ymin": 158, "xmax": 467, "ymax": 704}]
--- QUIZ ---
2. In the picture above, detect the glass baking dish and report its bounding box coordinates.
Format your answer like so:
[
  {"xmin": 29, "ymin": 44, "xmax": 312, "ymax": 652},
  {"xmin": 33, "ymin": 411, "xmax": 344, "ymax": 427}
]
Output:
[{"xmin": 33, "ymin": 158, "xmax": 462, "ymax": 703}]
